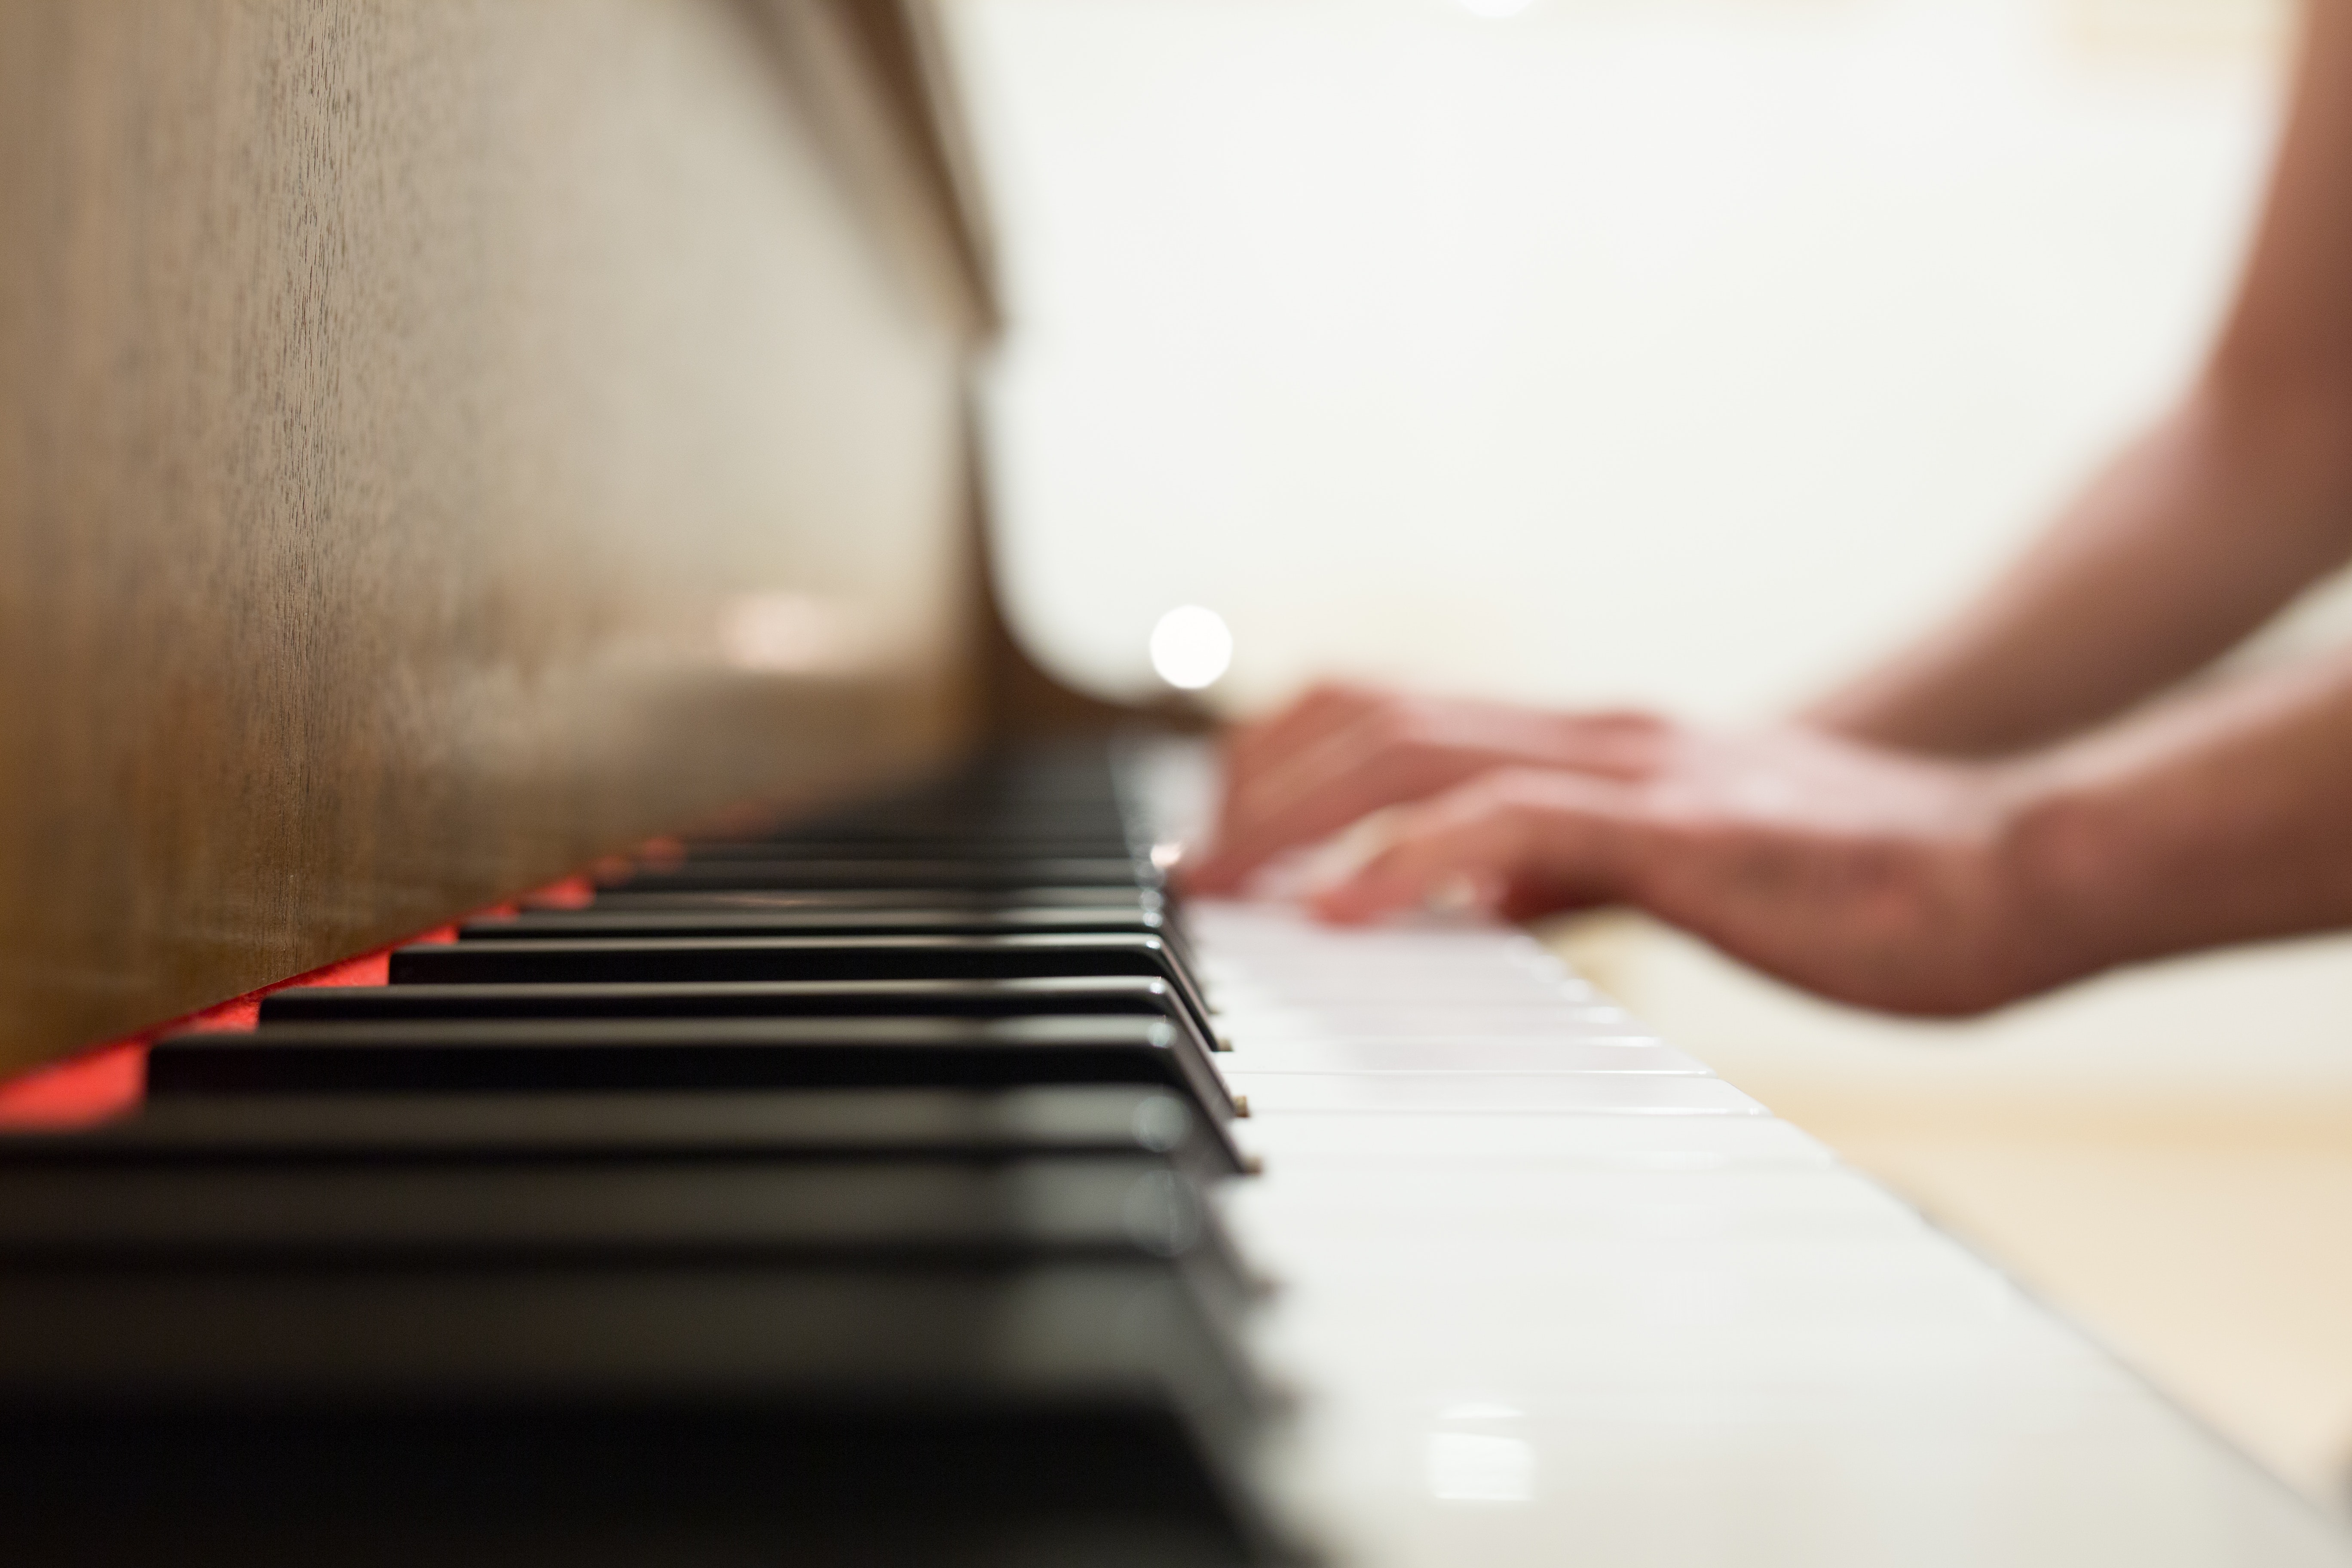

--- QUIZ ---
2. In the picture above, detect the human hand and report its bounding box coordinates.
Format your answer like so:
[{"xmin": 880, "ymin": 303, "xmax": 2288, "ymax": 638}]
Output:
[
  {"xmin": 1301, "ymin": 721, "xmax": 2065, "ymax": 1016},
  {"xmin": 1185, "ymin": 683, "xmax": 2076, "ymax": 1015},
  {"xmin": 1185, "ymin": 683, "xmax": 1673, "ymax": 895}
]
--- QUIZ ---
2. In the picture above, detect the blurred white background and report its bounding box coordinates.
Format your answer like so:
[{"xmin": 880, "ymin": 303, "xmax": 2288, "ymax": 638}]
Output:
[
  {"xmin": 944, "ymin": 0, "xmax": 2352, "ymax": 1504},
  {"xmin": 950, "ymin": 0, "xmax": 2308, "ymax": 713}
]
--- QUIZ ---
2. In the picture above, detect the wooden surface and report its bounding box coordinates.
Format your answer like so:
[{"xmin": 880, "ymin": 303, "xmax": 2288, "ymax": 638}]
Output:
[{"xmin": 0, "ymin": 0, "xmax": 990, "ymax": 1069}]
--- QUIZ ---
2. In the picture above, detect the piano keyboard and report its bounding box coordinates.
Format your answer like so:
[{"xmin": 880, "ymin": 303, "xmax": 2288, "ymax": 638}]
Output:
[{"xmin": 3, "ymin": 744, "xmax": 2349, "ymax": 1567}]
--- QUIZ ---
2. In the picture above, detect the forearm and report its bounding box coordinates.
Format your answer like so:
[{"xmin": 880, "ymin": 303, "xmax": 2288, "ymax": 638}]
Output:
[
  {"xmin": 2002, "ymin": 643, "xmax": 2352, "ymax": 983},
  {"xmin": 1813, "ymin": 0, "xmax": 2352, "ymax": 756},
  {"xmin": 1807, "ymin": 389, "xmax": 2352, "ymax": 756}
]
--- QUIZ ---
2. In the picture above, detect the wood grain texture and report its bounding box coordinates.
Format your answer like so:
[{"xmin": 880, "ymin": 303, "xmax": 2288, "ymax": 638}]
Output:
[{"xmin": 0, "ymin": 0, "xmax": 988, "ymax": 1068}]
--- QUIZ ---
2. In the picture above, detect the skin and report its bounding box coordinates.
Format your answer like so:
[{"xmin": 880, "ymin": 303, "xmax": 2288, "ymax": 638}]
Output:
[{"xmin": 1185, "ymin": 2, "xmax": 2352, "ymax": 1016}]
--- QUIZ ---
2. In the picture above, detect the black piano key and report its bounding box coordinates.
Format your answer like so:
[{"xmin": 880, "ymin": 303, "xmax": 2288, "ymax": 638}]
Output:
[
  {"xmin": 258, "ymin": 975, "xmax": 1222, "ymax": 1059},
  {"xmin": 266, "ymin": 975, "xmax": 1181, "ymax": 1020},
  {"xmin": 388, "ymin": 934, "xmax": 1171, "ymax": 983},
  {"xmin": 459, "ymin": 906, "xmax": 1204, "ymax": 982},
  {"xmin": 0, "ymin": 1087, "xmax": 1246, "ymax": 1178},
  {"xmin": 387, "ymin": 934, "xmax": 1219, "ymax": 1040},
  {"xmin": 575, "ymin": 883, "xmax": 1163, "ymax": 913},
  {"xmin": 0, "ymin": 1158, "xmax": 1247, "ymax": 1298},
  {"xmin": 0, "ymin": 744, "xmax": 1282, "ymax": 1562},
  {"xmin": 603, "ymin": 857, "xmax": 1157, "ymax": 894},
  {"xmin": 0, "ymin": 1262, "xmax": 1256, "ymax": 1418},
  {"xmin": 0, "ymin": 1262, "xmax": 1278, "ymax": 1566},
  {"xmin": 460, "ymin": 905, "xmax": 1170, "ymax": 941},
  {"xmin": 147, "ymin": 1015, "xmax": 1239, "ymax": 1119}
]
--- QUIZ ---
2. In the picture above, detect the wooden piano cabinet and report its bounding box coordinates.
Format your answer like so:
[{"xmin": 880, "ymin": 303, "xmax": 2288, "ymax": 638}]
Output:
[{"xmin": 0, "ymin": 0, "xmax": 1017, "ymax": 1070}]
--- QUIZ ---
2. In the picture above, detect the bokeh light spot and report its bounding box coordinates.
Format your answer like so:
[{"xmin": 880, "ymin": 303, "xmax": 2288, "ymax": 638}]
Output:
[{"xmin": 1149, "ymin": 605, "xmax": 1233, "ymax": 690}]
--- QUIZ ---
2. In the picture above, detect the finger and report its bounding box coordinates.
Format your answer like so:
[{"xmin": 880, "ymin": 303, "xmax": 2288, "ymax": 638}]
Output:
[
  {"xmin": 1193, "ymin": 699, "xmax": 1679, "ymax": 894},
  {"xmin": 1534, "ymin": 709, "xmax": 1676, "ymax": 781},
  {"xmin": 1191, "ymin": 718, "xmax": 1481, "ymax": 891},
  {"xmin": 1188, "ymin": 686, "xmax": 1400, "ymax": 893},
  {"xmin": 1217, "ymin": 686, "xmax": 1412, "ymax": 845},
  {"xmin": 1309, "ymin": 769, "xmax": 1650, "ymax": 924},
  {"xmin": 1230, "ymin": 703, "xmax": 1668, "ymax": 845},
  {"xmin": 1220, "ymin": 702, "xmax": 1663, "ymax": 879},
  {"xmin": 1221, "ymin": 681, "xmax": 1387, "ymax": 784},
  {"xmin": 1495, "ymin": 873, "xmax": 1620, "ymax": 924}
]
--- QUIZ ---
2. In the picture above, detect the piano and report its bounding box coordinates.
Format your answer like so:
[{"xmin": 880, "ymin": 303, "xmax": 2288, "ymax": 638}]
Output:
[{"xmin": 0, "ymin": 4, "xmax": 2347, "ymax": 1564}]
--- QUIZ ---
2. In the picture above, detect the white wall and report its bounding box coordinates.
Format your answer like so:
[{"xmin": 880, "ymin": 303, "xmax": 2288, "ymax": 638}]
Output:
[{"xmin": 949, "ymin": 0, "xmax": 2291, "ymax": 716}]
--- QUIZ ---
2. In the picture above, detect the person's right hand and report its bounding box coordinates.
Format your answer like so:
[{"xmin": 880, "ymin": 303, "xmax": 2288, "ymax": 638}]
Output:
[
  {"xmin": 1184, "ymin": 682, "xmax": 1674, "ymax": 895},
  {"xmin": 1183, "ymin": 682, "xmax": 2079, "ymax": 1017}
]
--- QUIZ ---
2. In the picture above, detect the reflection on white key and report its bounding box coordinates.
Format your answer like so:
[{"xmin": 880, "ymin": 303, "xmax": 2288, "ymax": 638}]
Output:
[{"xmin": 1425, "ymin": 1431, "xmax": 1536, "ymax": 1503}]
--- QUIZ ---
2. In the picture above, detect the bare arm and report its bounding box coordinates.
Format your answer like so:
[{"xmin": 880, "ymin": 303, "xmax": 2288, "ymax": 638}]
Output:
[
  {"xmin": 1191, "ymin": 3, "xmax": 2352, "ymax": 1013},
  {"xmin": 1309, "ymin": 649, "xmax": 2352, "ymax": 1015},
  {"xmin": 1808, "ymin": 0, "xmax": 2352, "ymax": 756}
]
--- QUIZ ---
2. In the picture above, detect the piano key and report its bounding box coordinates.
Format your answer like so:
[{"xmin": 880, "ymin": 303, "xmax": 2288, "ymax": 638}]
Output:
[
  {"xmin": 1219, "ymin": 1178, "xmax": 1931, "ymax": 1266},
  {"xmin": 465, "ymin": 905, "xmax": 1172, "ymax": 937},
  {"xmin": 1216, "ymin": 1003, "xmax": 1636, "ymax": 1032},
  {"xmin": 147, "ymin": 1015, "xmax": 1240, "ymax": 1119},
  {"xmin": 387, "ymin": 934, "xmax": 1220, "ymax": 1041},
  {"xmin": 1217, "ymin": 1038, "xmax": 1709, "ymax": 1074},
  {"xmin": 0, "ymin": 1261, "xmax": 1279, "ymax": 1565},
  {"xmin": 1219, "ymin": 1020, "xmax": 1657, "ymax": 1053},
  {"xmin": 0, "ymin": 1086, "xmax": 1246, "ymax": 1178},
  {"xmin": 392, "ymin": 930, "xmax": 1178, "ymax": 983},
  {"xmin": 579, "ymin": 884, "xmax": 1164, "ymax": 913},
  {"xmin": 1228, "ymin": 1110, "xmax": 1833, "ymax": 1169},
  {"xmin": 605, "ymin": 857, "xmax": 1156, "ymax": 893},
  {"xmin": 461, "ymin": 905, "xmax": 1206, "ymax": 987},
  {"xmin": 1220, "ymin": 1072, "xmax": 1767, "ymax": 1115},
  {"xmin": 0, "ymin": 1158, "xmax": 1248, "ymax": 1295},
  {"xmin": 260, "ymin": 974, "xmax": 1206, "ymax": 1039},
  {"xmin": 1225, "ymin": 1164, "xmax": 1917, "ymax": 1222},
  {"xmin": 0, "ymin": 1264, "xmax": 1253, "ymax": 1416}
]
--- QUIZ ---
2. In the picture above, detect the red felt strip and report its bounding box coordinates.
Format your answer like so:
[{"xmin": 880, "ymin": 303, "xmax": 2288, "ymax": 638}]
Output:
[{"xmin": 0, "ymin": 876, "xmax": 603, "ymax": 1128}]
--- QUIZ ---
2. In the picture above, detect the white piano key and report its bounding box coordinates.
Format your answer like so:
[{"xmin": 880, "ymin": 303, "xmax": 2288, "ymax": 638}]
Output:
[
  {"xmin": 1262, "ymin": 1380, "xmax": 2352, "ymax": 1568},
  {"xmin": 1217, "ymin": 1038, "xmax": 1708, "ymax": 1074},
  {"xmin": 1229, "ymin": 1036, "xmax": 1674, "ymax": 1057},
  {"xmin": 1230, "ymin": 1110, "xmax": 1833, "ymax": 1167},
  {"xmin": 1248, "ymin": 1315, "xmax": 2135, "ymax": 1402},
  {"xmin": 1226, "ymin": 1073, "xmax": 1767, "ymax": 1115},
  {"xmin": 1228, "ymin": 1166, "xmax": 1917, "ymax": 1220},
  {"xmin": 1138, "ymin": 821, "xmax": 2352, "ymax": 1565},
  {"xmin": 1217, "ymin": 1008, "xmax": 1654, "ymax": 1043},
  {"xmin": 1228, "ymin": 1200, "xmax": 1926, "ymax": 1250}
]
